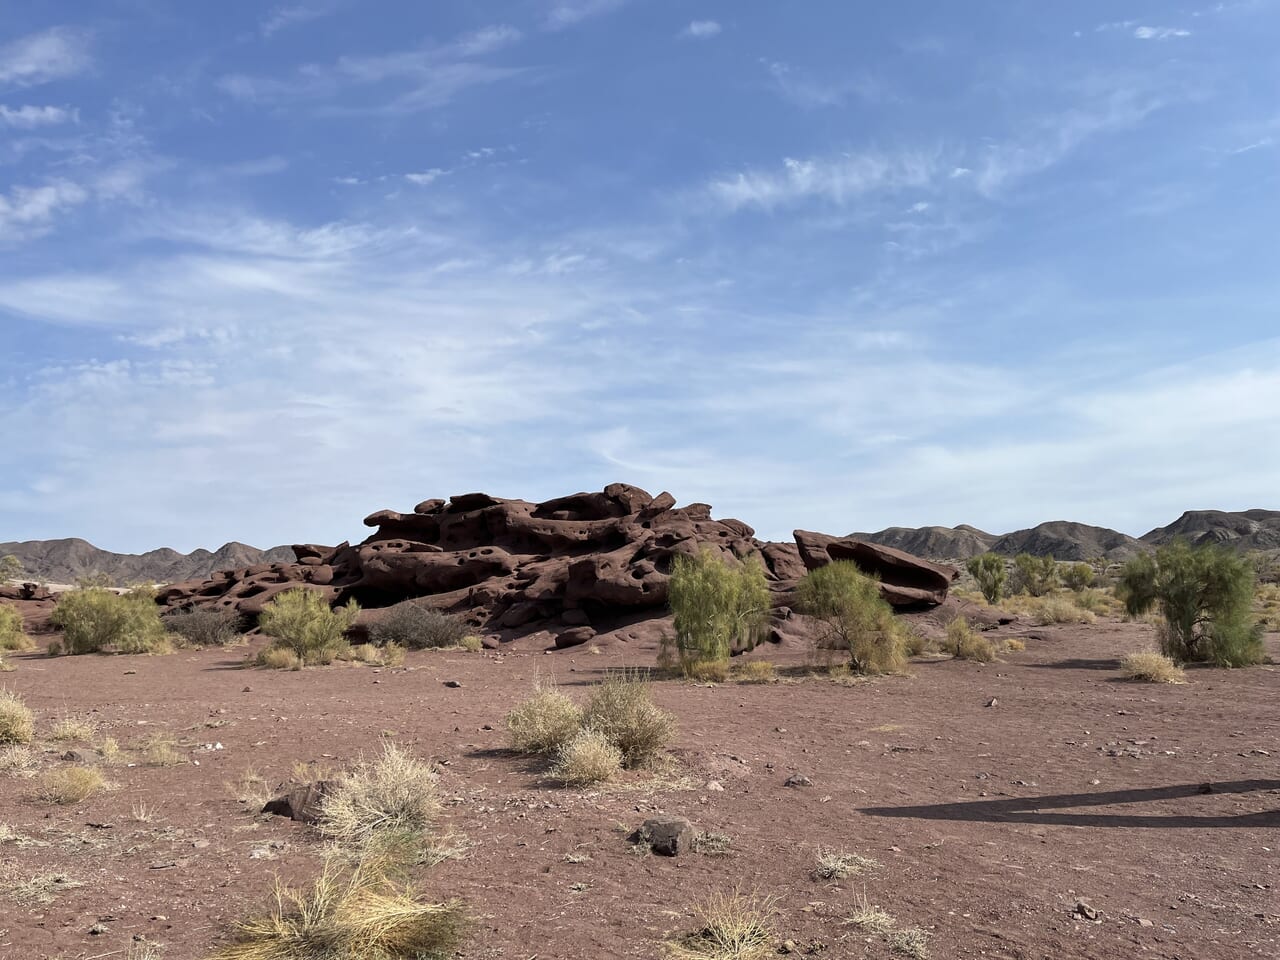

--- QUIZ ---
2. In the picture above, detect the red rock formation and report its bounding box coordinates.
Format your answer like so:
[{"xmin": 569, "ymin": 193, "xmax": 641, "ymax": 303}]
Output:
[{"xmin": 156, "ymin": 484, "xmax": 955, "ymax": 645}]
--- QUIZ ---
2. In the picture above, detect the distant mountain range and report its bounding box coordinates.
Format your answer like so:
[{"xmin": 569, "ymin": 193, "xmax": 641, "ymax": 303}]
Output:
[
  {"xmin": 854, "ymin": 509, "xmax": 1280, "ymax": 562},
  {"xmin": 3, "ymin": 508, "xmax": 1278, "ymax": 585},
  {"xmin": 0, "ymin": 538, "xmax": 294, "ymax": 586}
]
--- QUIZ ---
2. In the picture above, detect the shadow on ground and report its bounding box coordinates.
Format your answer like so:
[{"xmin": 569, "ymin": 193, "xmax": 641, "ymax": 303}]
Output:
[{"xmin": 860, "ymin": 780, "xmax": 1280, "ymax": 828}]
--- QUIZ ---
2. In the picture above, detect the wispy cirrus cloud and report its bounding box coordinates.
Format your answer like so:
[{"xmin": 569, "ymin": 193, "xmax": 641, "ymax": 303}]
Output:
[
  {"xmin": 682, "ymin": 20, "xmax": 722, "ymax": 39},
  {"xmin": 707, "ymin": 150, "xmax": 944, "ymax": 211},
  {"xmin": 762, "ymin": 59, "xmax": 892, "ymax": 108},
  {"xmin": 260, "ymin": 1, "xmax": 342, "ymax": 38},
  {"xmin": 0, "ymin": 27, "xmax": 91, "ymax": 87},
  {"xmin": 219, "ymin": 25, "xmax": 523, "ymax": 114},
  {"xmin": 0, "ymin": 104, "xmax": 78, "ymax": 128},
  {"xmin": 1133, "ymin": 25, "xmax": 1192, "ymax": 40},
  {"xmin": 544, "ymin": 0, "xmax": 628, "ymax": 31}
]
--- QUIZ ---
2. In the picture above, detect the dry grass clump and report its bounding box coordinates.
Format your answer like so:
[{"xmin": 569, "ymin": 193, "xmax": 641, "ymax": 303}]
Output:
[
  {"xmin": 943, "ymin": 618, "xmax": 996, "ymax": 663},
  {"xmin": 346, "ymin": 643, "xmax": 406, "ymax": 668},
  {"xmin": 506, "ymin": 681, "xmax": 583, "ymax": 756},
  {"xmin": 5, "ymin": 871, "xmax": 84, "ymax": 904},
  {"xmin": 458, "ymin": 635, "xmax": 484, "ymax": 652},
  {"xmin": 35, "ymin": 765, "xmax": 104, "ymax": 804},
  {"xmin": 1120, "ymin": 651, "xmax": 1186, "ymax": 684},
  {"xmin": 668, "ymin": 890, "xmax": 777, "ymax": 960},
  {"xmin": 1005, "ymin": 593, "xmax": 1098, "ymax": 626},
  {"xmin": 256, "ymin": 646, "xmax": 303, "ymax": 670},
  {"xmin": 581, "ymin": 671, "xmax": 675, "ymax": 770},
  {"xmin": 143, "ymin": 732, "xmax": 182, "ymax": 766},
  {"xmin": 0, "ymin": 654, "xmax": 12, "ymax": 672},
  {"xmin": 0, "ymin": 688, "xmax": 34, "ymax": 744},
  {"xmin": 548, "ymin": 727, "xmax": 623, "ymax": 786},
  {"xmin": 731, "ymin": 660, "xmax": 775, "ymax": 684},
  {"xmin": 208, "ymin": 856, "xmax": 466, "ymax": 960},
  {"xmin": 318, "ymin": 743, "xmax": 440, "ymax": 849},
  {"xmin": 812, "ymin": 849, "xmax": 880, "ymax": 880},
  {"xmin": 845, "ymin": 897, "xmax": 930, "ymax": 959},
  {"xmin": 0, "ymin": 604, "xmax": 34, "ymax": 651},
  {"xmin": 49, "ymin": 717, "xmax": 95, "ymax": 742},
  {"xmin": 0, "ymin": 744, "xmax": 39, "ymax": 776},
  {"xmin": 683, "ymin": 659, "xmax": 730, "ymax": 683}
]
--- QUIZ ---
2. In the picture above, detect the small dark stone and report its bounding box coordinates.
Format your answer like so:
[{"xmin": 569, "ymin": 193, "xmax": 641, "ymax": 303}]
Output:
[
  {"xmin": 784, "ymin": 774, "xmax": 813, "ymax": 788},
  {"xmin": 443, "ymin": 680, "xmax": 463, "ymax": 688},
  {"xmin": 629, "ymin": 816, "xmax": 695, "ymax": 856},
  {"xmin": 262, "ymin": 781, "xmax": 336, "ymax": 824}
]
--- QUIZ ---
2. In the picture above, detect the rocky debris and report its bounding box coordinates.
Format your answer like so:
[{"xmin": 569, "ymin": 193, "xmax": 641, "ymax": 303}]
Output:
[
  {"xmin": 784, "ymin": 773, "xmax": 813, "ymax": 788},
  {"xmin": 0, "ymin": 582, "xmax": 53, "ymax": 602},
  {"xmin": 630, "ymin": 816, "xmax": 695, "ymax": 856},
  {"xmin": 794, "ymin": 530, "xmax": 959, "ymax": 606},
  {"xmin": 261, "ymin": 780, "xmax": 335, "ymax": 824},
  {"xmin": 154, "ymin": 484, "xmax": 954, "ymax": 643}
]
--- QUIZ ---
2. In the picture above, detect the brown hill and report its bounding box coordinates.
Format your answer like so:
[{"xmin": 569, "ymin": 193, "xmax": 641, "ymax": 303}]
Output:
[
  {"xmin": 991, "ymin": 522, "xmax": 1142, "ymax": 562},
  {"xmin": 1141, "ymin": 509, "xmax": 1280, "ymax": 552},
  {"xmin": 850, "ymin": 524, "xmax": 997, "ymax": 560},
  {"xmin": 0, "ymin": 538, "xmax": 294, "ymax": 586}
]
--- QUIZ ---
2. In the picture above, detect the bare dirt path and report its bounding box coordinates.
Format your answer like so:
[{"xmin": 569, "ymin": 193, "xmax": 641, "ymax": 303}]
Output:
[{"xmin": 2, "ymin": 619, "xmax": 1277, "ymax": 959}]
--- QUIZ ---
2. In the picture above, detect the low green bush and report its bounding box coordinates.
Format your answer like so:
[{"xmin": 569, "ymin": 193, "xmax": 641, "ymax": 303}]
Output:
[
  {"xmin": 0, "ymin": 604, "xmax": 34, "ymax": 652},
  {"xmin": 50, "ymin": 587, "xmax": 169, "ymax": 655},
  {"xmin": 1012, "ymin": 554, "xmax": 1058, "ymax": 597},
  {"xmin": 664, "ymin": 547, "xmax": 770, "ymax": 678},
  {"xmin": 258, "ymin": 589, "xmax": 359, "ymax": 667},
  {"xmin": 965, "ymin": 553, "xmax": 1007, "ymax": 604},
  {"xmin": 164, "ymin": 607, "xmax": 243, "ymax": 647}
]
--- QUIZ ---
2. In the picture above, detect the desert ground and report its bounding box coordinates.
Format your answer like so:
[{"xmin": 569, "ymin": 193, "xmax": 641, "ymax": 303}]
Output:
[{"xmin": 2, "ymin": 611, "xmax": 1277, "ymax": 960}]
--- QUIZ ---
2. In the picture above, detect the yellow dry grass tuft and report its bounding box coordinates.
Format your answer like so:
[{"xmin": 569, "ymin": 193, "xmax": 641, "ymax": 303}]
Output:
[
  {"xmin": 49, "ymin": 717, "xmax": 96, "ymax": 742},
  {"xmin": 34, "ymin": 765, "xmax": 104, "ymax": 804},
  {"xmin": 731, "ymin": 660, "xmax": 775, "ymax": 684},
  {"xmin": 943, "ymin": 618, "xmax": 996, "ymax": 663},
  {"xmin": 0, "ymin": 604, "xmax": 34, "ymax": 652},
  {"xmin": 667, "ymin": 890, "xmax": 777, "ymax": 960},
  {"xmin": 581, "ymin": 671, "xmax": 674, "ymax": 769},
  {"xmin": 1120, "ymin": 651, "xmax": 1186, "ymax": 684},
  {"xmin": 0, "ymin": 688, "xmax": 34, "ymax": 745},
  {"xmin": 256, "ymin": 647, "xmax": 303, "ymax": 671},
  {"xmin": 505, "ymin": 680, "xmax": 583, "ymax": 756},
  {"xmin": 549, "ymin": 727, "xmax": 623, "ymax": 786},
  {"xmin": 318, "ymin": 742, "xmax": 441, "ymax": 850},
  {"xmin": 812, "ymin": 848, "xmax": 880, "ymax": 880},
  {"xmin": 142, "ymin": 732, "xmax": 182, "ymax": 766},
  {"xmin": 207, "ymin": 856, "xmax": 466, "ymax": 960}
]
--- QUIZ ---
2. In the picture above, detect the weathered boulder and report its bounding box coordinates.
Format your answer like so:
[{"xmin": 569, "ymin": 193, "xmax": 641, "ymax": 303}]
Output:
[
  {"xmin": 262, "ymin": 780, "xmax": 336, "ymax": 824},
  {"xmin": 793, "ymin": 530, "xmax": 959, "ymax": 606}
]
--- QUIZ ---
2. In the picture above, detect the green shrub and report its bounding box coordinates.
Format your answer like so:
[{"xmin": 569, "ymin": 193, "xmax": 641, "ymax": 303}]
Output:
[
  {"xmin": 1118, "ymin": 541, "xmax": 1262, "ymax": 666},
  {"xmin": 796, "ymin": 561, "xmax": 905, "ymax": 675},
  {"xmin": 1061, "ymin": 562, "xmax": 1095, "ymax": 592},
  {"xmin": 1011, "ymin": 554, "xmax": 1058, "ymax": 597},
  {"xmin": 506, "ymin": 681, "xmax": 583, "ymax": 756},
  {"xmin": 258, "ymin": 590, "xmax": 359, "ymax": 667},
  {"xmin": 50, "ymin": 587, "xmax": 169, "ymax": 655},
  {"xmin": 369, "ymin": 603, "xmax": 469, "ymax": 650},
  {"xmin": 664, "ymin": 548, "xmax": 770, "ymax": 677},
  {"xmin": 581, "ymin": 672, "xmax": 674, "ymax": 769},
  {"xmin": 965, "ymin": 553, "xmax": 1007, "ymax": 604},
  {"xmin": 0, "ymin": 555, "xmax": 22, "ymax": 583},
  {"xmin": 0, "ymin": 604, "xmax": 34, "ymax": 652},
  {"xmin": 164, "ymin": 607, "xmax": 242, "ymax": 647}
]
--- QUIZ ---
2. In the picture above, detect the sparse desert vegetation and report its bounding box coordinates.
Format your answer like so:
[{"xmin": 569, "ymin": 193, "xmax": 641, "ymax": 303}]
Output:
[
  {"xmin": 368, "ymin": 602, "xmax": 471, "ymax": 650},
  {"xmin": 0, "ymin": 689, "xmax": 35, "ymax": 745},
  {"xmin": 664, "ymin": 548, "xmax": 770, "ymax": 678},
  {"xmin": 49, "ymin": 586, "xmax": 170, "ymax": 655},
  {"xmin": 1121, "ymin": 650, "xmax": 1187, "ymax": 683},
  {"xmin": 165, "ymin": 606, "xmax": 243, "ymax": 647},
  {"xmin": 0, "ymin": 604, "xmax": 34, "ymax": 652},
  {"xmin": 798, "ymin": 561, "xmax": 906, "ymax": 674},
  {"xmin": 256, "ymin": 589, "xmax": 360, "ymax": 668}
]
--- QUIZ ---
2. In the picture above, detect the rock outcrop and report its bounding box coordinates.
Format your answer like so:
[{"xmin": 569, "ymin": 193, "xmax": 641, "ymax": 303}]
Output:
[{"xmin": 155, "ymin": 484, "xmax": 956, "ymax": 644}]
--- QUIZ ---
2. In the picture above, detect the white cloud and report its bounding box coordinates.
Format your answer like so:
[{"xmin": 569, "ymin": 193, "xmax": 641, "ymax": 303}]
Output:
[
  {"xmin": 219, "ymin": 27, "xmax": 524, "ymax": 114},
  {"xmin": 0, "ymin": 27, "xmax": 91, "ymax": 87},
  {"xmin": 708, "ymin": 151, "xmax": 943, "ymax": 211},
  {"xmin": 1134, "ymin": 26, "xmax": 1192, "ymax": 40},
  {"xmin": 545, "ymin": 0, "xmax": 628, "ymax": 30},
  {"xmin": 261, "ymin": 2, "xmax": 341, "ymax": 38},
  {"xmin": 405, "ymin": 169, "xmax": 446, "ymax": 185},
  {"xmin": 0, "ymin": 104, "xmax": 78, "ymax": 128},
  {"xmin": 682, "ymin": 20, "xmax": 722, "ymax": 39},
  {"xmin": 0, "ymin": 179, "xmax": 88, "ymax": 244}
]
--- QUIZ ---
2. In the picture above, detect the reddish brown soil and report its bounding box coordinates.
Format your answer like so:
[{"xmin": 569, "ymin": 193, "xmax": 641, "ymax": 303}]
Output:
[{"xmin": 2, "ymin": 618, "xmax": 1278, "ymax": 959}]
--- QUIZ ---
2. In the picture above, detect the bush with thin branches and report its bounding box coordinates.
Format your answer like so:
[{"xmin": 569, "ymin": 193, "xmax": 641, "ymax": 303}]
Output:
[
  {"xmin": 258, "ymin": 590, "xmax": 359, "ymax": 667},
  {"xmin": 797, "ymin": 561, "xmax": 905, "ymax": 675},
  {"xmin": 1011, "ymin": 553, "xmax": 1058, "ymax": 597},
  {"xmin": 165, "ymin": 607, "xmax": 243, "ymax": 647},
  {"xmin": 50, "ymin": 587, "xmax": 169, "ymax": 655},
  {"xmin": 1061, "ymin": 562, "xmax": 1095, "ymax": 592},
  {"xmin": 965, "ymin": 553, "xmax": 1007, "ymax": 604},
  {"xmin": 667, "ymin": 890, "xmax": 777, "ymax": 960},
  {"xmin": 318, "ymin": 742, "xmax": 440, "ymax": 849},
  {"xmin": 369, "ymin": 603, "xmax": 470, "ymax": 650},
  {"xmin": 664, "ymin": 548, "xmax": 770, "ymax": 678},
  {"xmin": 1118, "ymin": 540, "xmax": 1263, "ymax": 666},
  {"xmin": 943, "ymin": 617, "xmax": 996, "ymax": 662},
  {"xmin": 506, "ymin": 681, "xmax": 583, "ymax": 756},
  {"xmin": 0, "ymin": 688, "xmax": 34, "ymax": 744}
]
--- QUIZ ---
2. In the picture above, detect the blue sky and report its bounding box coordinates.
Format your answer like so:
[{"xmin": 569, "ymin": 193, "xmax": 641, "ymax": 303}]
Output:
[{"xmin": 1, "ymin": 1, "xmax": 1277, "ymax": 552}]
